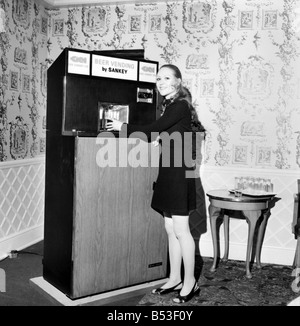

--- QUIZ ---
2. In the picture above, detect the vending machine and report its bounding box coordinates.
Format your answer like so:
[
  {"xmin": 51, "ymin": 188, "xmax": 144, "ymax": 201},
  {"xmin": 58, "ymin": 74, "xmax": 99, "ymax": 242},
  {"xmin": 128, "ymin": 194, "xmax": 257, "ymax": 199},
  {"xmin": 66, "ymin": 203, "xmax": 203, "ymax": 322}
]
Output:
[{"xmin": 43, "ymin": 48, "xmax": 167, "ymax": 299}]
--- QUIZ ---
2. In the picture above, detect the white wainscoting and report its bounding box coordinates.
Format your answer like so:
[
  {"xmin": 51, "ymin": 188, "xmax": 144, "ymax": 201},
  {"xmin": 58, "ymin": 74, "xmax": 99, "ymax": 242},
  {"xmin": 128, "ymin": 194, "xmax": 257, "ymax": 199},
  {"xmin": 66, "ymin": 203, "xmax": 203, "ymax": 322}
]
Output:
[
  {"xmin": 0, "ymin": 157, "xmax": 298, "ymax": 266},
  {"xmin": 0, "ymin": 157, "xmax": 45, "ymax": 260},
  {"xmin": 199, "ymin": 165, "xmax": 300, "ymax": 266}
]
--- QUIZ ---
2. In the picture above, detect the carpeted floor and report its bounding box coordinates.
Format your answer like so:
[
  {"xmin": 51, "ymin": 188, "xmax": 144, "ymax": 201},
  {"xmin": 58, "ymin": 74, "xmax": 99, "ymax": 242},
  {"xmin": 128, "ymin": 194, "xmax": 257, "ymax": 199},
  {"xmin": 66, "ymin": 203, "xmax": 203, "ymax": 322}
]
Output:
[
  {"xmin": 138, "ymin": 255, "xmax": 300, "ymax": 306},
  {"xmin": 0, "ymin": 241, "xmax": 53, "ymax": 306},
  {"xmin": 1, "ymin": 241, "xmax": 299, "ymax": 306}
]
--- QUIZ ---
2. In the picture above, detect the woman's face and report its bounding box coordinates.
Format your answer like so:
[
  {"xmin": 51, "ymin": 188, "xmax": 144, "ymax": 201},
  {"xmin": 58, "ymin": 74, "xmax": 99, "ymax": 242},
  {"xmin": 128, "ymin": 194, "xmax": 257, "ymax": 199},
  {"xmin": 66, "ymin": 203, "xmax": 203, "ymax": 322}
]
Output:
[{"xmin": 156, "ymin": 67, "xmax": 181, "ymax": 98}]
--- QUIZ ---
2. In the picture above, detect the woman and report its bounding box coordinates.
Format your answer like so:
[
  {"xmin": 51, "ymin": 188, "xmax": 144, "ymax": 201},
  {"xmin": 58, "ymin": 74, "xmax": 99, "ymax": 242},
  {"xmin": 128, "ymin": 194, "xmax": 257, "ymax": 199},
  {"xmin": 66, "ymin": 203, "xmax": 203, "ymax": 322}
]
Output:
[{"xmin": 106, "ymin": 64, "xmax": 205, "ymax": 303}]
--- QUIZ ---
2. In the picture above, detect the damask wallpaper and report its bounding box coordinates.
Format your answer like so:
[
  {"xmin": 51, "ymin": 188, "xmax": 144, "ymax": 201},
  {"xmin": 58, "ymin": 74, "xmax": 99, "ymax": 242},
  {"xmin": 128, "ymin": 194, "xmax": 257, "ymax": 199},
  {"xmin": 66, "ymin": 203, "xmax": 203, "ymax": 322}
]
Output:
[
  {"xmin": 0, "ymin": 0, "xmax": 48, "ymax": 161},
  {"xmin": 1, "ymin": 0, "xmax": 300, "ymax": 171}
]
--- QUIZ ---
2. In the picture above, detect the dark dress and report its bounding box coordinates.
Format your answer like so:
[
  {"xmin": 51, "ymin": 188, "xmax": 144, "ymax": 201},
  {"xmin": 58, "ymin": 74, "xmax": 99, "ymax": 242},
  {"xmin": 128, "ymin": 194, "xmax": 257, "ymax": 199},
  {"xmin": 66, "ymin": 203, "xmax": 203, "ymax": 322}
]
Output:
[{"xmin": 123, "ymin": 98, "xmax": 204, "ymax": 218}]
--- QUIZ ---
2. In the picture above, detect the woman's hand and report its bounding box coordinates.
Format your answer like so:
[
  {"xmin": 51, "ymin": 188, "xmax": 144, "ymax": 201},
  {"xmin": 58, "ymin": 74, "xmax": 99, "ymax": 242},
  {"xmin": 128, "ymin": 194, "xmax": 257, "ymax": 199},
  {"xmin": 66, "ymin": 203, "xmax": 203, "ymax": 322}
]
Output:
[{"xmin": 106, "ymin": 119, "xmax": 123, "ymax": 131}]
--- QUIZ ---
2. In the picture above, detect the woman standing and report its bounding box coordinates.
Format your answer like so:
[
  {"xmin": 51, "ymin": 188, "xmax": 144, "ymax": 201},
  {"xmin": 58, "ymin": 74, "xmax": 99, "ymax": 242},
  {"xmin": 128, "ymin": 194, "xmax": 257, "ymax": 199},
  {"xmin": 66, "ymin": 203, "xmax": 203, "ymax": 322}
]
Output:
[{"xmin": 106, "ymin": 64, "xmax": 206, "ymax": 303}]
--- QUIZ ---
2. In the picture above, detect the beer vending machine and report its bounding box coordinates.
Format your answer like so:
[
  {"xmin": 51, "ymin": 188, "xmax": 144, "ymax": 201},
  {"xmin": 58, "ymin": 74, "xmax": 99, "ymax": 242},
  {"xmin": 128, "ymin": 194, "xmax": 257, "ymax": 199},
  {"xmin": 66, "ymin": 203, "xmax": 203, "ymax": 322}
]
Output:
[{"xmin": 43, "ymin": 48, "xmax": 167, "ymax": 299}]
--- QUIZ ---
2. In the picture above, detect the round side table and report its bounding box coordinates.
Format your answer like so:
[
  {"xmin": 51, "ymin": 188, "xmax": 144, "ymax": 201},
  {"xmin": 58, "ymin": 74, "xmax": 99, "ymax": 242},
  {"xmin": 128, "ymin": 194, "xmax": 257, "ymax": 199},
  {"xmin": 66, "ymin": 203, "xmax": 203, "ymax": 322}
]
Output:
[{"xmin": 206, "ymin": 189, "xmax": 279, "ymax": 278}]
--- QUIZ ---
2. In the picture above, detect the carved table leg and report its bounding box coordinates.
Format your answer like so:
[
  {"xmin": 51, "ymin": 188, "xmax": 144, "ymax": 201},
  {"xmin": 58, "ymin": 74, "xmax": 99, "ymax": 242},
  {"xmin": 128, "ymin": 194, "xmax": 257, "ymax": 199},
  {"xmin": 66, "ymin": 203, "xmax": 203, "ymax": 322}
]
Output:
[
  {"xmin": 223, "ymin": 214, "xmax": 229, "ymax": 261},
  {"xmin": 243, "ymin": 210, "xmax": 261, "ymax": 279},
  {"xmin": 255, "ymin": 209, "xmax": 270, "ymax": 269},
  {"xmin": 209, "ymin": 204, "xmax": 222, "ymax": 272},
  {"xmin": 295, "ymin": 237, "xmax": 300, "ymax": 268}
]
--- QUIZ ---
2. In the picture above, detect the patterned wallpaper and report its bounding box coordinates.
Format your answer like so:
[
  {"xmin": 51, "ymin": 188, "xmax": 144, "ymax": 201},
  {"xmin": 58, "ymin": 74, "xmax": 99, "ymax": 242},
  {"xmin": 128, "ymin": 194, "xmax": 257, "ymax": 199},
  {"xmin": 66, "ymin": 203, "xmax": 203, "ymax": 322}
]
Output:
[
  {"xmin": 1, "ymin": 0, "xmax": 300, "ymax": 171},
  {"xmin": 0, "ymin": 0, "xmax": 48, "ymax": 162}
]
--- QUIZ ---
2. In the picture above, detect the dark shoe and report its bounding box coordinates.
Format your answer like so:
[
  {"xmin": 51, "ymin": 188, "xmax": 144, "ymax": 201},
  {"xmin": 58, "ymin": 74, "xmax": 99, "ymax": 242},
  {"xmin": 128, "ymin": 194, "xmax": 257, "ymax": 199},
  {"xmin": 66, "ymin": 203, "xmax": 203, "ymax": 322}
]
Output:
[
  {"xmin": 152, "ymin": 281, "xmax": 182, "ymax": 295},
  {"xmin": 173, "ymin": 281, "xmax": 200, "ymax": 303}
]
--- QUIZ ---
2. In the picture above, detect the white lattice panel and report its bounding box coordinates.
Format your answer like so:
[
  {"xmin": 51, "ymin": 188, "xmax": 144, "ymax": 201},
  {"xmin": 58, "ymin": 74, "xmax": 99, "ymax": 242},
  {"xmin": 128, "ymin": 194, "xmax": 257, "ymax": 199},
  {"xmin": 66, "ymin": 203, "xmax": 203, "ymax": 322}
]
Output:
[
  {"xmin": 200, "ymin": 165, "xmax": 300, "ymax": 265},
  {"xmin": 0, "ymin": 158, "xmax": 45, "ymax": 241},
  {"xmin": 0, "ymin": 158, "xmax": 298, "ymax": 265}
]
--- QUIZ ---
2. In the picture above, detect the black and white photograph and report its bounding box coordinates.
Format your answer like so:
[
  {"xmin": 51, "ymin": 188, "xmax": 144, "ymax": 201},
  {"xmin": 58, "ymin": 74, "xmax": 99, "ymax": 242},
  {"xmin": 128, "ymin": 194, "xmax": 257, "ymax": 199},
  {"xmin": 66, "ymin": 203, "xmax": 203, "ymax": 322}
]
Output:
[{"xmin": 0, "ymin": 0, "xmax": 299, "ymax": 313}]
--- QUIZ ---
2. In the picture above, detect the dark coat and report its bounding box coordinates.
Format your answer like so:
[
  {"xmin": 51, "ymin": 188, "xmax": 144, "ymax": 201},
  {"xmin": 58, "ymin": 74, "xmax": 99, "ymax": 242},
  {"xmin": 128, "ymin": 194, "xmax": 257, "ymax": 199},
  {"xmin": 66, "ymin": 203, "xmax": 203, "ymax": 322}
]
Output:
[{"xmin": 124, "ymin": 98, "xmax": 206, "ymax": 222}]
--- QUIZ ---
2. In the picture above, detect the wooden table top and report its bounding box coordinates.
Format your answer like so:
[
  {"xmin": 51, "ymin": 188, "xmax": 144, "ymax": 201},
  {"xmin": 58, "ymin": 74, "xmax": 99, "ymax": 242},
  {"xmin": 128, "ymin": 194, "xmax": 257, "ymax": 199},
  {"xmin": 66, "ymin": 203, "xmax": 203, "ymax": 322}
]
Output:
[{"xmin": 206, "ymin": 189, "xmax": 276, "ymax": 203}]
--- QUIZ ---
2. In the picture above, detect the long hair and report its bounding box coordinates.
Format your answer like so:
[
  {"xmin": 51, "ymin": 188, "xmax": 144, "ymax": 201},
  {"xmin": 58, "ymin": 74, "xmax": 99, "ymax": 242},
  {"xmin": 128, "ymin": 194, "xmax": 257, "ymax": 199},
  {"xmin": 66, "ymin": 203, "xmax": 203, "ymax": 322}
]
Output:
[
  {"xmin": 178, "ymin": 86, "xmax": 206, "ymax": 135},
  {"xmin": 159, "ymin": 64, "xmax": 206, "ymax": 135}
]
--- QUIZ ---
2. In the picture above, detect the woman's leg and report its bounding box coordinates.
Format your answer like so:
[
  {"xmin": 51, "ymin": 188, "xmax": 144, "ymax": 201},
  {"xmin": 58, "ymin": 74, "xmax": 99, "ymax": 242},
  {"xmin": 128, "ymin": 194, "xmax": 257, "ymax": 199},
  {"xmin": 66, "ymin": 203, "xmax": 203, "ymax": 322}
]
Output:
[
  {"xmin": 172, "ymin": 215, "xmax": 196, "ymax": 296},
  {"xmin": 160, "ymin": 216, "xmax": 182, "ymax": 288}
]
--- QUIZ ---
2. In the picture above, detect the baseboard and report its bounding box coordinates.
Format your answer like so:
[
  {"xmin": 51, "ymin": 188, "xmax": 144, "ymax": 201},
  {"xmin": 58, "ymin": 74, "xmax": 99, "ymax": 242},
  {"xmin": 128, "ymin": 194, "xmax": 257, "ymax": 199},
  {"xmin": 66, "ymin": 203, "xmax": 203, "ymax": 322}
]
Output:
[
  {"xmin": 199, "ymin": 238, "xmax": 296, "ymax": 266},
  {"xmin": 0, "ymin": 225, "xmax": 44, "ymax": 260}
]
